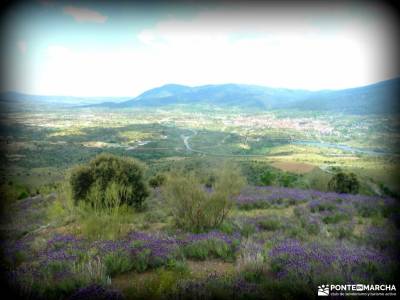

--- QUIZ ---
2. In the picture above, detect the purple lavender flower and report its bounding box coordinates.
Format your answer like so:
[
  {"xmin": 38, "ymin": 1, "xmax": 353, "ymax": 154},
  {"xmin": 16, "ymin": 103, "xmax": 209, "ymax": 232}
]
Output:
[
  {"xmin": 269, "ymin": 239, "xmax": 394, "ymax": 282},
  {"xmin": 68, "ymin": 284, "xmax": 123, "ymax": 300}
]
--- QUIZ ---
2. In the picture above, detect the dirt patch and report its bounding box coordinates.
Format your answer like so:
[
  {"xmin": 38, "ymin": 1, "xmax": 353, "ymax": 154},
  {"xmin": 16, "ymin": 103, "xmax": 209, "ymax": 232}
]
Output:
[
  {"xmin": 112, "ymin": 260, "xmax": 235, "ymax": 292},
  {"xmin": 187, "ymin": 260, "xmax": 235, "ymax": 278},
  {"xmin": 112, "ymin": 270, "xmax": 156, "ymax": 292},
  {"xmin": 271, "ymin": 161, "xmax": 316, "ymax": 174}
]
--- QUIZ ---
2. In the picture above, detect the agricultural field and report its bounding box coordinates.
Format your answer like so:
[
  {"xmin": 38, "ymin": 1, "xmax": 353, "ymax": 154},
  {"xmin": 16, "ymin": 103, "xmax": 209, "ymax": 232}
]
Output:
[{"xmin": 1, "ymin": 107, "xmax": 399, "ymax": 194}]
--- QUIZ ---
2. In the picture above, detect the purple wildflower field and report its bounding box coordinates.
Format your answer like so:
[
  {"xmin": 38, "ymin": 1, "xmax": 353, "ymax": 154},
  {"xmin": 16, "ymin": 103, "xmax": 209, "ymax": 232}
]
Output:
[{"xmin": 1, "ymin": 185, "xmax": 399, "ymax": 299}]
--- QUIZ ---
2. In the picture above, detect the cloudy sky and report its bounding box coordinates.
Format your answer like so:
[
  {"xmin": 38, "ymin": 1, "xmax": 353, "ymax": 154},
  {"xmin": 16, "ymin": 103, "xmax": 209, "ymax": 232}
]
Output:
[{"xmin": 1, "ymin": 1, "xmax": 399, "ymax": 97}]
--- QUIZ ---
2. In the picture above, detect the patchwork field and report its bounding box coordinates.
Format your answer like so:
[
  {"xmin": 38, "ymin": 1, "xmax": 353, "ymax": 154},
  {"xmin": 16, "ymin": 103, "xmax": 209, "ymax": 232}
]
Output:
[
  {"xmin": 270, "ymin": 161, "xmax": 316, "ymax": 174},
  {"xmin": 2, "ymin": 107, "xmax": 399, "ymax": 192}
]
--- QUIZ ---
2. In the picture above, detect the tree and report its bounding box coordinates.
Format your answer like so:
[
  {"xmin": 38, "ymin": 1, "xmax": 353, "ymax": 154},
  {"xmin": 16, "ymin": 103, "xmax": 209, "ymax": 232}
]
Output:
[
  {"xmin": 328, "ymin": 172, "xmax": 360, "ymax": 194},
  {"xmin": 278, "ymin": 172, "xmax": 297, "ymax": 188},
  {"xmin": 260, "ymin": 170, "xmax": 276, "ymax": 186},
  {"xmin": 69, "ymin": 153, "xmax": 149, "ymax": 208}
]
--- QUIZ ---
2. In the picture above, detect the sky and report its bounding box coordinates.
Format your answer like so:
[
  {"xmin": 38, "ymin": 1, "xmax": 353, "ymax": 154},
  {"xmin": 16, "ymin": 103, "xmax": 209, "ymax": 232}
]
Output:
[{"xmin": 1, "ymin": 0, "xmax": 399, "ymax": 97}]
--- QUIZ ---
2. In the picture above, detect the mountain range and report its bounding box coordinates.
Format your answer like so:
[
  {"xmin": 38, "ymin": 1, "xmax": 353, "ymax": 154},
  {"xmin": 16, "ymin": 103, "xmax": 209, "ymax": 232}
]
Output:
[
  {"xmin": 1, "ymin": 77, "xmax": 399, "ymax": 114},
  {"xmin": 84, "ymin": 77, "xmax": 400, "ymax": 114},
  {"xmin": 0, "ymin": 92, "xmax": 131, "ymax": 106}
]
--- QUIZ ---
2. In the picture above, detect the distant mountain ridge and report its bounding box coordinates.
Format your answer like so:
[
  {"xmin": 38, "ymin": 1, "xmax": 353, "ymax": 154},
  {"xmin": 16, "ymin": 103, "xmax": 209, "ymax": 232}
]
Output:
[
  {"xmin": 0, "ymin": 92, "xmax": 131, "ymax": 105},
  {"xmin": 2, "ymin": 77, "xmax": 399, "ymax": 114},
  {"xmin": 104, "ymin": 83, "xmax": 315, "ymax": 110},
  {"xmin": 85, "ymin": 77, "xmax": 400, "ymax": 114}
]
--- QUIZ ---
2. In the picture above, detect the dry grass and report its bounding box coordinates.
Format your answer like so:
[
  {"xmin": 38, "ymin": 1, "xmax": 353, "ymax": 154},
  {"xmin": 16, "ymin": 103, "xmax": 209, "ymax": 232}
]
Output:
[
  {"xmin": 186, "ymin": 260, "xmax": 235, "ymax": 278},
  {"xmin": 271, "ymin": 161, "xmax": 316, "ymax": 174}
]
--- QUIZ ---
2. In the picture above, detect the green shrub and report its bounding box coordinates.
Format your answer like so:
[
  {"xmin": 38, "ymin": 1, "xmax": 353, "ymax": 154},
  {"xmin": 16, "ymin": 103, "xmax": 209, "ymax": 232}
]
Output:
[
  {"xmin": 183, "ymin": 241, "xmax": 209, "ymax": 260},
  {"xmin": 77, "ymin": 202, "xmax": 133, "ymax": 240},
  {"xmin": 310, "ymin": 202, "xmax": 337, "ymax": 213},
  {"xmin": 258, "ymin": 217, "xmax": 282, "ymax": 231},
  {"xmin": 302, "ymin": 221, "xmax": 321, "ymax": 235},
  {"xmin": 278, "ymin": 172, "xmax": 298, "ymax": 188},
  {"xmin": 355, "ymin": 203, "xmax": 381, "ymax": 218},
  {"xmin": 69, "ymin": 165, "xmax": 92, "ymax": 202},
  {"xmin": 70, "ymin": 153, "xmax": 149, "ymax": 209},
  {"xmin": 330, "ymin": 224, "xmax": 354, "ymax": 240},
  {"xmin": 131, "ymin": 240, "xmax": 144, "ymax": 248},
  {"xmin": 378, "ymin": 182, "xmax": 398, "ymax": 198},
  {"xmin": 132, "ymin": 248, "xmax": 151, "ymax": 272},
  {"xmin": 322, "ymin": 212, "xmax": 350, "ymax": 224},
  {"xmin": 153, "ymin": 269, "xmax": 185, "ymax": 297},
  {"xmin": 328, "ymin": 172, "xmax": 360, "ymax": 194},
  {"xmin": 47, "ymin": 183, "xmax": 75, "ymax": 226},
  {"xmin": 183, "ymin": 239, "xmax": 236, "ymax": 261},
  {"xmin": 144, "ymin": 209, "xmax": 167, "ymax": 223},
  {"xmin": 125, "ymin": 269, "xmax": 187, "ymax": 299},
  {"xmin": 149, "ymin": 174, "xmax": 166, "ymax": 188},
  {"xmin": 0, "ymin": 183, "xmax": 30, "ymax": 205},
  {"xmin": 284, "ymin": 225, "xmax": 308, "ymax": 240},
  {"xmin": 241, "ymin": 267, "xmax": 266, "ymax": 285},
  {"xmin": 9, "ymin": 250, "xmax": 28, "ymax": 267},
  {"xmin": 18, "ymin": 190, "xmax": 29, "ymax": 200},
  {"xmin": 165, "ymin": 259, "xmax": 189, "ymax": 274},
  {"xmin": 104, "ymin": 250, "xmax": 134, "ymax": 276},
  {"xmin": 163, "ymin": 164, "xmax": 245, "ymax": 232},
  {"xmin": 260, "ymin": 170, "xmax": 276, "ymax": 186},
  {"xmin": 219, "ymin": 221, "xmax": 236, "ymax": 235},
  {"xmin": 47, "ymin": 200, "xmax": 67, "ymax": 222},
  {"xmin": 44, "ymin": 260, "xmax": 71, "ymax": 277},
  {"xmin": 240, "ymin": 223, "xmax": 257, "ymax": 237}
]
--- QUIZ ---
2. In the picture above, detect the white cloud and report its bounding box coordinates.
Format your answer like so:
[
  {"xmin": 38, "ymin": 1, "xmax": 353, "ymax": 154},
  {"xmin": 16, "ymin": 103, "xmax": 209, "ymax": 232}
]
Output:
[
  {"xmin": 131, "ymin": 12, "xmax": 380, "ymax": 91},
  {"xmin": 14, "ymin": 4, "xmax": 397, "ymax": 96},
  {"xmin": 137, "ymin": 30, "xmax": 156, "ymax": 45}
]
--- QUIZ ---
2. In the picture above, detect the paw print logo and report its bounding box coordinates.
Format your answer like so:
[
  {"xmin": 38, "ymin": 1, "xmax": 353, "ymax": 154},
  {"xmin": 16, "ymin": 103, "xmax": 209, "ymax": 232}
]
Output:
[{"xmin": 318, "ymin": 285, "xmax": 329, "ymax": 296}]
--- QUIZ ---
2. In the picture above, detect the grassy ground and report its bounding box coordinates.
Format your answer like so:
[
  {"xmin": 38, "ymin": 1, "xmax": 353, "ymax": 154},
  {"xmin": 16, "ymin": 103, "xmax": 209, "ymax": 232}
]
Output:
[{"xmin": 2, "ymin": 183, "xmax": 399, "ymax": 299}]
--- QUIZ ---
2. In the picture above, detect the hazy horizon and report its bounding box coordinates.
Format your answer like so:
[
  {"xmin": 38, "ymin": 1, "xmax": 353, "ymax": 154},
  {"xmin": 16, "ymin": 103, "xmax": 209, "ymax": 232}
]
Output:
[{"xmin": 2, "ymin": 75, "xmax": 400, "ymax": 99}]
